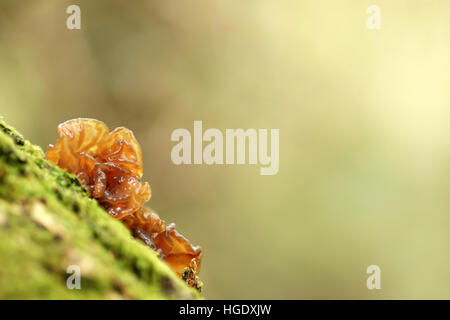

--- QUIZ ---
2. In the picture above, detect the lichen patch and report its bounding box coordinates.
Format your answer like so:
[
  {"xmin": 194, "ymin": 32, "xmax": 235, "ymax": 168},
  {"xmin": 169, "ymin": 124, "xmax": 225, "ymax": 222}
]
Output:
[{"xmin": 28, "ymin": 202, "xmax": 66, "ymax": 239}]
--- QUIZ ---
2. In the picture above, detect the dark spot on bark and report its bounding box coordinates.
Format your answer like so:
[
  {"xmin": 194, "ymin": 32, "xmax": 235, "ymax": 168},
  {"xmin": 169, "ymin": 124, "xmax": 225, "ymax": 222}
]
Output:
[{"xmin": 161, "ymin": 276, "xmax": 176, "ymax": 296}]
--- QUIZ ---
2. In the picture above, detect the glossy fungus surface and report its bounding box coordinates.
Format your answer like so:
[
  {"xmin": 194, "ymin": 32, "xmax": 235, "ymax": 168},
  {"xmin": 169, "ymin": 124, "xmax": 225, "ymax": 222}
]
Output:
[{"xmin": 46, "ymin": 119, "xmax": 202, "ymax": 280}]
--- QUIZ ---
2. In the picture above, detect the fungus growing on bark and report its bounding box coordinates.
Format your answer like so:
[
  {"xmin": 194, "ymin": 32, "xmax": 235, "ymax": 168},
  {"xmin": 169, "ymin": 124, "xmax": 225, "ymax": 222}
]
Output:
[{"xmin": 46, "ymin": 119, "xmax": 202, "ymax": 288}]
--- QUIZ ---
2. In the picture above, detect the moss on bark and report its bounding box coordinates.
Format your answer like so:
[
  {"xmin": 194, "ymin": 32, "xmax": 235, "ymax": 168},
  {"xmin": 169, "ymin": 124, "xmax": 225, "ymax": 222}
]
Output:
[{"xmin": 0, "ymin": 120, "xmax": 200, "ymax": 299}]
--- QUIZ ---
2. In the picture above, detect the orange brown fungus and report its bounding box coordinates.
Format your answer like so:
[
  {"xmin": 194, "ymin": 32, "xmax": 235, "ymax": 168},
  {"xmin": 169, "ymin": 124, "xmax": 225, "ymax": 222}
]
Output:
[{"xmin": 46, "ymin": 119, "xmax": 202, "ymax": 280}]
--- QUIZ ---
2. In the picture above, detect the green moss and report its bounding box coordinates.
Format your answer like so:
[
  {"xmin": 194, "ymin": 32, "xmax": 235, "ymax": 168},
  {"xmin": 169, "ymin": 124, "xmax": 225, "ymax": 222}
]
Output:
[{"xmin": 0, "ymin": 120, "xmax": 200, "ymax": 299}]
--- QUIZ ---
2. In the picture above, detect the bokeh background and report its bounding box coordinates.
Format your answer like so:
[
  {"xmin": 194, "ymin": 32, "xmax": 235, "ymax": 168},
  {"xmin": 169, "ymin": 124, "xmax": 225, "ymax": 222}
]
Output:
[{"xmin": 1, "ymin": 0, "xmax": 449, "ymax": 299}]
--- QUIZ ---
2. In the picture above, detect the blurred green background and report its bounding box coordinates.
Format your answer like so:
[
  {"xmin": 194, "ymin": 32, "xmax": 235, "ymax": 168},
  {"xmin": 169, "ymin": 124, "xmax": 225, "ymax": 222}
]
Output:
[{"xmin": 1, "ymin": 0, "xmax": 449, "ymax": 299}]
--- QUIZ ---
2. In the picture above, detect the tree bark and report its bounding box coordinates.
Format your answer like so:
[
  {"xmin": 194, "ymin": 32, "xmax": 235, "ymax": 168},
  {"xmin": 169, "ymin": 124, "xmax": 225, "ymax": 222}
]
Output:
[{"xmin": 0, "ymin": 120, "xmax": 200, "ymax": 299}]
